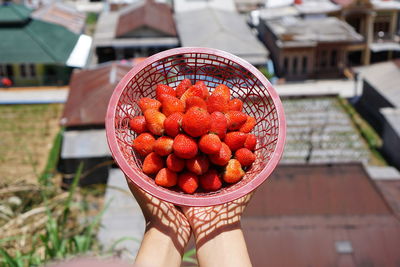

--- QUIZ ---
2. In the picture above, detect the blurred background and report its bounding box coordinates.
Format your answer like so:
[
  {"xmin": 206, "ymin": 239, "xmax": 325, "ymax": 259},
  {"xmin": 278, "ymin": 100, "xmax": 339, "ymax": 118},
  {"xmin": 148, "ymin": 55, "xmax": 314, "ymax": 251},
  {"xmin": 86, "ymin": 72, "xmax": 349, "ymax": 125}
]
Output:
[{"xmin": 1, "ymin": 0, "xmax": 400, "ymax": 266}]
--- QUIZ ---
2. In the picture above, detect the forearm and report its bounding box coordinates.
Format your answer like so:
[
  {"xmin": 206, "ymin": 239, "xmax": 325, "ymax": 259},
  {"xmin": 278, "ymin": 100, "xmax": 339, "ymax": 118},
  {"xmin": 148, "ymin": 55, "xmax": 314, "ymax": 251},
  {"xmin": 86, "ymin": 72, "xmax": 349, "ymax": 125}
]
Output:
[
  {"xmin": 135, "ymin": 226, "xmax": 184, "ymax": 267},
  {"xmin": 195, "ymin": 225, "xmax": 252, "ymax": 267}
]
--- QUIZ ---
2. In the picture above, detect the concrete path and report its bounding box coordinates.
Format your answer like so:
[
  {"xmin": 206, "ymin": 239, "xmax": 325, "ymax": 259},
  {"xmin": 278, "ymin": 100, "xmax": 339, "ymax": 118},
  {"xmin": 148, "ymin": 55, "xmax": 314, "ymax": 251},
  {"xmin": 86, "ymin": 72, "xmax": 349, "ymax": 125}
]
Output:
[
  {"xmin": 0, "ymin": 87, "xmax": 69, "ymax": 104},
  {"xmin": 97, "ymin": 168, "xmax": 145, "ymax": 260}
]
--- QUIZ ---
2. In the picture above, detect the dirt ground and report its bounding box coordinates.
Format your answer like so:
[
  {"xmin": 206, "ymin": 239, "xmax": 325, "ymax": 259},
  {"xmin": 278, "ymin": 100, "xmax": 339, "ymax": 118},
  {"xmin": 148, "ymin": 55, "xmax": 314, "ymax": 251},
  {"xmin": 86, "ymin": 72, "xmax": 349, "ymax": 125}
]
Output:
[{"xmin": 0, "ymin": 104, "xmax": 64, "ymax": 185}]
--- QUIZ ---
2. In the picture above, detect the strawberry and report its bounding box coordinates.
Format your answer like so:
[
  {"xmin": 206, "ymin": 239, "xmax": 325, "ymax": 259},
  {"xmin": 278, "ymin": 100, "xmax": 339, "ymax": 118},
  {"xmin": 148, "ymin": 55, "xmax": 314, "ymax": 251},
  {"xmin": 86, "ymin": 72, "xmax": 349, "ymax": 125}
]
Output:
[
  {"xmin": 166, "ymin": 153, "xmax": 185, "ymax": 172},
  {"xmin": 182, "ymin": 107, "xmax": 211, "ymax": 137},
  {"xmin": 206, "ymin": 94, "xmax": 229, "ymax": 114},
  {"xmin": 178, "ymin": 172, "xmax": 199, "ymax": 194},
  {"xmin": 180, "ymin": 84, "xmax": 208, "ymax": 104},
  {"xmin": 244, "ymin": 134, "xmax": 257, "ymax": 151},
  {"xmin": 225, "ymin": 111, "xmax": 247, "ymax": 131},
  {"xmin": 144, "ymin": 109, "xmax": 166, "ymax": 136},
  {"xmin": 132, "ymin": 133, "xmax": 156, "ymax": 157},
  {"xmin": 129, "ymin": 115, "xmax": 147, "ymax": 134},
  {"xmin": 186, "ymin": 154, "xmax": 209, "ymax": 175},
  {"xmin": 235, "ymin": 148, "xmax": 256, "ymax": 167},
  {"xmin": 156, "ymin": 84, "xmax": 176, "ymax": 101},
  {"xmin": 176, "ymin": 79, "xmax": 192, "ymax": 98},
  {"xmin": 210, "ymin": 111, "xmax": 228, "ymax": 140},
  {"xmin": 138, "ymin": 97, "xmax": 161, "ymax": 113},
  {"xmin": 195, "ymin": 81, "xmax": 210, "ymax": 99},
  {"xmin": 185, "ymin": 96, "xmax": 207, "ymax": 111},
  {"xmin": 223, "ymin": 159, "xmax": 245, "ymax": 183},
  {"xmin": 143, "ymin": 152, "xmax": 164, "ymax": 175},
  {"xmin": 228, "ymin": 99, "xmax": 243, "ymax": 112},
  {"xmin": 224, "ymin": 131, "xmax": 247, "ymax": 152},
  {"xmin": 153, "ymin": 136, "xmax": 174, "ymax": 156},
  {"xmin": 155, "ymin": 168, "xmax": 177, "ymax": 187},
  {"xmin": 173, "ymin": 134, "xmax": 198, "ymax": 159},
  {"xmin": 199, "ymin": 169, "xmax": 222, "ymax": 191},
  {"xmin": 209, "ymin": 142, "xmax": 231, "ymax": 166},
  {"xmin": 164, "ymin": 112, "xmax": 183, "ymax": 138},
  {"xmin": 199, "ymin": 133, "xmax": 222, "ymax": 154},
  {"xmin": 239, "ymin": 116, "xmax": 256, "ymax": 133},
  {"xmin": 161, "ymin": 95, "xmax": 185, "ymax": 117},
  {"xmin": 212, "ymin": 84, "xmax": 230, "ymax": 102}
]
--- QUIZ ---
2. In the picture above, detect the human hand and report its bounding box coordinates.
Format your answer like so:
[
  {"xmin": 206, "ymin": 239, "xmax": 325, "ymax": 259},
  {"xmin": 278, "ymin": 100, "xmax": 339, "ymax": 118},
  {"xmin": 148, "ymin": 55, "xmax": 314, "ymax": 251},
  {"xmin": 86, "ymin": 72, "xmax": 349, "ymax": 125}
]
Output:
[
  {"xmin": 125, "ymin": 177, "xmax": 191, "ymax": 265},
  {"xmin": 181, "ymin": 193, "xmax": 252, "ymax": 248}
]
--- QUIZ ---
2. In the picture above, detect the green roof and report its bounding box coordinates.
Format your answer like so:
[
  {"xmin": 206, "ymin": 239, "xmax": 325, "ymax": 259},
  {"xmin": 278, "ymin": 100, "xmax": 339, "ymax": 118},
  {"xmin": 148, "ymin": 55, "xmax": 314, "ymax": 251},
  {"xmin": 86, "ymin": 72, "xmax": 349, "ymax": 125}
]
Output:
[
  {"xmin": 0, "ymin": 3, "xmax": 31, "ymax": 24},
  {"xmin": 0, "ymin": 15, "xmax": 80, "ymax": 64}
]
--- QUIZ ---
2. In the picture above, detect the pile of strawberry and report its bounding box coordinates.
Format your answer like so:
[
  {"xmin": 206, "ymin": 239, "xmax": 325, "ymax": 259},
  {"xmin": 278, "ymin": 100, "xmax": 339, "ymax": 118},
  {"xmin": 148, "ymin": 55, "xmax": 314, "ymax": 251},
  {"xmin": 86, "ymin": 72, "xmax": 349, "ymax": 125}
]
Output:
[{"xmin": 130, "ymin": 79, "xmax": 257, "ymax": 194}]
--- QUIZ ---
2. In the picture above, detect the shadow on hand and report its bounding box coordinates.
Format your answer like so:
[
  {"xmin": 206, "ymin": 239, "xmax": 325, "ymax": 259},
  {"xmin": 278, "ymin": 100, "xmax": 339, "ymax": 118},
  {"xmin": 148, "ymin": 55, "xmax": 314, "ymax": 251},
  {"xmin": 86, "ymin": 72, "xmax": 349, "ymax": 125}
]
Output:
[
  {"xmin": 182, "ymin": 193, "xmax": 252, "ymax": 248},
  {"xmin": 126, "ymin": 178, "xmax": 191, "ymax": 254}
]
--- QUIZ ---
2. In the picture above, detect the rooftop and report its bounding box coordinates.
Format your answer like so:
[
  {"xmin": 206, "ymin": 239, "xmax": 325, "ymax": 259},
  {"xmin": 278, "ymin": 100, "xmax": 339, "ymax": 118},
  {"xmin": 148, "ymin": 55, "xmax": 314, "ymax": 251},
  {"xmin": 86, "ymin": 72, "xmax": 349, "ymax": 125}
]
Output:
[
  {"xmin": 242, "ymin": 163, "xmax": 400, "ymax": 266},
  {"xmin": 173, "ymin": 0, "xmax": 236, "ymax": 13},
  {"xmin": 295, "ymin": 0, "xmax": 341, "ymax": 14},
  {"xmin": 94, "ymin": 0, "xmax": 178, "ymax": 48},
  {"xmin": 281, "ymin": 97, "xmax": 372, "ymax": 164},
  {"xmin": 60, "ymin": 62, "xmax": 132, "ymax": 127},
  {"xmin": 0, "ymin": 3, "xmax": 90, "ymax": 66},
  {"xmin": 31, "ymin": 2, "xmax": 86, "ymax": 34},
  {"xmin": 355, "ymin": 60, "xmax": 400, "ymax": 108},
  {"xmin": 175, "ymin": 8, "xmax": 269, "ymax": 65},
  {"xmin": 0, "ymin": 3, "xmax": 31, "ymax": 24},
  {"xmin": 265, "ymin": 16, "xmax": 363, "ymax": 47},
  {"xmin": 381, "ymin": 108, "xmax": 400, "ymax": 136}
]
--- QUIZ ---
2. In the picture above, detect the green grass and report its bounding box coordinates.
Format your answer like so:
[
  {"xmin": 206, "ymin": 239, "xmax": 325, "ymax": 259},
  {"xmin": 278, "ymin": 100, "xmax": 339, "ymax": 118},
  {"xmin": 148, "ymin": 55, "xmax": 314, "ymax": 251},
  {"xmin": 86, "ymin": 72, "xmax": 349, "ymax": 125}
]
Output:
[
  {"xmin": 338, "ymin": 97, "xmax": 387, "ymax": 165},
  {"xmin": 0, "ymin": 104, "xmax": 63, "ymax": 184}
]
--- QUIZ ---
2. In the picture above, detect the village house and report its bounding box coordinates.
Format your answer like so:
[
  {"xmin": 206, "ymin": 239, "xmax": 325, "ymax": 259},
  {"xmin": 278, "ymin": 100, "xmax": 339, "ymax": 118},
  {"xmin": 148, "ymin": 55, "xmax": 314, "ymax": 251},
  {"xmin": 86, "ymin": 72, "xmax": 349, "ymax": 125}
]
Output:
[
  {"xmin": 0, "ymin": 2, "xmax": 91, "ymax": 86},
  {"xmin": 93, "ymin": 0, "xmax": 178, "ymax": 64},
  {"xmin": 258, "ymin": 16, "xmax": 363, "ymax": 80},
  {"xmin": 59, "ymin": 62, "xmax": 131, "ymax": 186},
  {"xmin": 175, "ymin": 6, "xmax": 269, "ymax": 67},
  {"xmin": 354, "ymin": 60, "xmax": 400, "ymax": 170}
]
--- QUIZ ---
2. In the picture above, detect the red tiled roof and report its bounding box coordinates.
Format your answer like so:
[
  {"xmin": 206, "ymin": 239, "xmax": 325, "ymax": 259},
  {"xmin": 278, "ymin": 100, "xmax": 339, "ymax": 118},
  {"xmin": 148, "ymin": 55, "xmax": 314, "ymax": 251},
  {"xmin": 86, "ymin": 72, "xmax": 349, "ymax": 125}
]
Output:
[
  {"xmin": 116, "ymin": 0, "xmax": 177, "ymax": 38},
  {"xmin": 241, "ymin": 163, "xmax": 400, "ymax": 267},
  {"xmin": 61, "ymin": 62, "xmax": 131, "ymax": 127}
]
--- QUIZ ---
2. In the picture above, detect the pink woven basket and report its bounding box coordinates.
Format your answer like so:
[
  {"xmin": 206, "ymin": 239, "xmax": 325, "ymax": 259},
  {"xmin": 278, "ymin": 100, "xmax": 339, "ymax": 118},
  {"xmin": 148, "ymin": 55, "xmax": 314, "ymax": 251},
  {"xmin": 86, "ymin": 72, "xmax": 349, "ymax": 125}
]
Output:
[{"xmin": 106, "ymin": 47, "xmax": 286, "ymax": 206}]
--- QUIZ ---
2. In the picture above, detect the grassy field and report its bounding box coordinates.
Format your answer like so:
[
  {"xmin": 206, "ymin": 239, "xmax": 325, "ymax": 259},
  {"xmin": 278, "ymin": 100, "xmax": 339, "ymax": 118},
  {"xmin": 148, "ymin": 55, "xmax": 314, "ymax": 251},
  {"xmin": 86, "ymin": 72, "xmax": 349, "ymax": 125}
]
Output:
[{"xmin": 0, "ymin": 104, "xmax": 64, "ymax": 185}]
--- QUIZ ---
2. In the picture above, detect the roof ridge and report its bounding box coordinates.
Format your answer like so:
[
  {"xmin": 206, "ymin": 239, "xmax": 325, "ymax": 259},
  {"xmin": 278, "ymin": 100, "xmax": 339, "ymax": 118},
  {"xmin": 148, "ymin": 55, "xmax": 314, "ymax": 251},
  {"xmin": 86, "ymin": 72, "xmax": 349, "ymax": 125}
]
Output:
[
  {"xmin": 11, "ymin": 4, "xmax": 31, "ymax": 20},
  {"xmin": 24, "ymin": 20, "xmax": 62, "ymax": 63}
]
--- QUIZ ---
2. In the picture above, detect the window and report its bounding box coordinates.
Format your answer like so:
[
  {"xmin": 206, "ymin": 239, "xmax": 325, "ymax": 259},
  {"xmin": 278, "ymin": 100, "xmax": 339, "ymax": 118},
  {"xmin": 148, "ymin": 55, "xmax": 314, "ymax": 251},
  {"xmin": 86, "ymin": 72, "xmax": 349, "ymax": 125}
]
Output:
[
  {"xmin": 302, "ymin": 56, "xmax": 308, "ymax": 74},
  {"xmin": 19, "ymin": 63, "xmax": 36, "ymax": 78},
  {"xmin": 0, "ymin": 65, "xmax": 4, "ymax": 76},
  {"xmin": 292, "ymin": 57, "xmax": 298, "ymax": 75},
  {"xmin": 20, "ymin": 64, "xmax": 27, "ymax": 77},
  {"xmin": 320, "ymin": 50, "xmax": 327, "ymax": 68},
  {"xmin": 331, "ymin": 50, "xmax": 337, "ymax": 67},
  {"xmin": 283, "ymin": 57, "xmax": 289, "ymax": 74},
  {"xmin": 29, "ymin": 64, "xmax": 36, "ymax": 77}
]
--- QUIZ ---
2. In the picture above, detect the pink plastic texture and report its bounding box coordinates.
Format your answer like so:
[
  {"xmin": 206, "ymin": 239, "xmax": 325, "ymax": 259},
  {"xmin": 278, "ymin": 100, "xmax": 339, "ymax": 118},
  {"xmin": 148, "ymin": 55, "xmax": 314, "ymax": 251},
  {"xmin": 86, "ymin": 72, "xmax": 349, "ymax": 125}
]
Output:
[{"xmin": 106, "ymin": 47, "xmax": 286, "ymax": 206}]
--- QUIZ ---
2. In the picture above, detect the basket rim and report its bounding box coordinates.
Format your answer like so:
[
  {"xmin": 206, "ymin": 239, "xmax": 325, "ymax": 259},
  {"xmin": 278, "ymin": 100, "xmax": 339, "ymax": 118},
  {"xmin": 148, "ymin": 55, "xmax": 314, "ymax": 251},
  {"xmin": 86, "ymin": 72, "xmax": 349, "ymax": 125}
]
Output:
[{"xmin": 105, "ymin": 47, "xmax": 286, "ymax": 206}]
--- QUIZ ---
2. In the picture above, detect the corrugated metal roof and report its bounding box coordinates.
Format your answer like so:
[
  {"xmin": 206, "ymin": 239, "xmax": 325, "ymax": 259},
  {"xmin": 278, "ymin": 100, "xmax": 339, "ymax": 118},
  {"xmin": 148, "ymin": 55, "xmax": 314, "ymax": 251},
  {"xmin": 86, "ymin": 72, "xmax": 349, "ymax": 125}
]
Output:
[
  {"xmin": 0, "ymin": 3, "xmax": 31, "ymax": 24},
  {"xmin": 0, "ymin": 18, "xmax": 80, "ymax": 64},
  {"xmin": 31, "ymin": 2, "xmax": 86, "ymax": 34},
  {"xmin": 175, "ymin": 8, "xmax": 269, "ymax": 65},
  {"xmin": 116, "ymin": 0, "xmax": 177, "ymax": 38},
  {"xmin": 355, "ymin": 60, "xmax": 400, "ymax": 108},
  {"xmin": 241, "ymin": 163, "xmax": 400, "ymax": 267},
  {"xmin": 61, "ymin": 62, "xmax": 131, "ymax": 127},
  {"xmin": 264, "ymin": 16, "xmax": 363, "ymax": 47}
]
